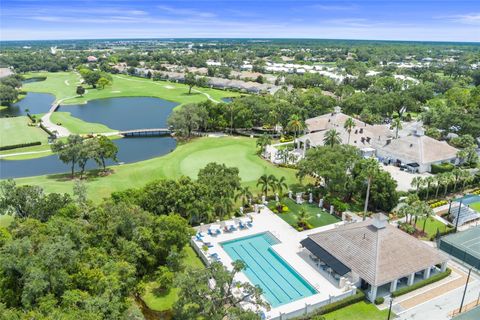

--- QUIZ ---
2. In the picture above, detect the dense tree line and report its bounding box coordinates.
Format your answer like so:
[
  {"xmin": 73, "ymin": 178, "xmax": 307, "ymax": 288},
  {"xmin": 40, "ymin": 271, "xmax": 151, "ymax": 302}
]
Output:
[{"xmin": 0, "ymin": 74, "xmax": 23, "ymax": 104}]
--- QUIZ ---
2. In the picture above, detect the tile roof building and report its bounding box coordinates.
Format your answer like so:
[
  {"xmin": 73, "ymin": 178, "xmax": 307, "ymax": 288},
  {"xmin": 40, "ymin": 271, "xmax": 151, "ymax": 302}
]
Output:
[{"xmin": 301, "ymin": 214, "xmax": 449, "ymax": 302}]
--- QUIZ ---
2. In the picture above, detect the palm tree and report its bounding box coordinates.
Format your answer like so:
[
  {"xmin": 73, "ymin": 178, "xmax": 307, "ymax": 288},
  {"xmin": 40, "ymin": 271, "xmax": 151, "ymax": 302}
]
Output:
[
  {"xmin": 235, "ymin": 186, "xmax": 253, "ymax": 207},
  {"xmin": 411, "ymin": 176, "xmax": 425, "ymax": 195},
  {"xmin": 451, "ymin": 168, "xmax": 462, "ymax": 191},
  {"xmin": 343, "ymin": 118, "xmax": 356, "ymax": 144},
  {"xmin": 256, "ymin": 174, "xmax": 277, "ymax": 197},
  {"xmin": 460, "ymin": 170, "xmax": 473, "ymax": 189},
  {"xmin": 256, "ymin": 134, "xmax": 272, "ymax": 155},
  {"xmin": 442, "ymin": 172, "xmax": 454, "ymax": 196},
  {"xmin": 323, "ymin": 129, "xmax": 342, "ymax": 147},
  {"xmin": 417, "ymin": 201, "xmax": 434, "ymax": 233},
  {"xmin": 424, "ymin": 176, "xmax": 435, "ymax": 200},
  {"xmin": 391, "ymin": 117, "xmax": 402, "ymax": 139},
  {"xmin": 275, "ymin": 176, "xmax": 288, "ymax": 197},
  {"xmin": 297, "ymin": 207, "xmax": 310, "ymax": 229},
  {"xmin": 286, "ymin": 114, "xmax": 305, "ymax": 139},
  {"xmin": 435, "ymin": 174, "xmax": 443, "ymax": 199},
  {"xmin": 362, "ymin": 158, "xmax": 380, "ymax": 221}
]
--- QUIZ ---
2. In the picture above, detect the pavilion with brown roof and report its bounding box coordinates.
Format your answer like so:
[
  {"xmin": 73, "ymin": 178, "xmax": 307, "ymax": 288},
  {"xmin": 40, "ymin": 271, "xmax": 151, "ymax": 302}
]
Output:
[{"xmin": 301, "ymin": 214, "xmax": 449, "ymax": 302}]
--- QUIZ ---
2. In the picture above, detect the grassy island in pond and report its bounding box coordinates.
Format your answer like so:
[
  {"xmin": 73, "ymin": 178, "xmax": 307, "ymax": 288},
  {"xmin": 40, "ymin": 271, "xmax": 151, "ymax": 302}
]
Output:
[{"xmin": 15, "ymin": 136, "xmax": 300, "ymax": 202}]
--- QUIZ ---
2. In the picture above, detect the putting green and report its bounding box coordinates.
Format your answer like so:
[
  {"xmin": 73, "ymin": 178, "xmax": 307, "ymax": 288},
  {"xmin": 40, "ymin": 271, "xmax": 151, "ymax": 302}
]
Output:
[
  {"xmin": 15, "ymin": 137, "xmax": 301, "ymax": 202},
  {"xmin": 180, "ymin": 142, "xmax": 265, "ymax": 181}
]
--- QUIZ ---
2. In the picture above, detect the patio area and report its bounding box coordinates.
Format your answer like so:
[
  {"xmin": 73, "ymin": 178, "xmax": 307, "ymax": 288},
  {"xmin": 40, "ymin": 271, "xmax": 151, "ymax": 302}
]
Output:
[{"xmin": 191, "ymin": 206, "xmax": 354, "ymax": 319}]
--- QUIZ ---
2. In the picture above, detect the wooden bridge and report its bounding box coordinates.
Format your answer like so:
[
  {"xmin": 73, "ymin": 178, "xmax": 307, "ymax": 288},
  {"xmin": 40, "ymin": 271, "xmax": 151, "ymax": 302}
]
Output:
[{"xmin": 119, "ymin": 128, "xmax": 172, "ymax": 137}]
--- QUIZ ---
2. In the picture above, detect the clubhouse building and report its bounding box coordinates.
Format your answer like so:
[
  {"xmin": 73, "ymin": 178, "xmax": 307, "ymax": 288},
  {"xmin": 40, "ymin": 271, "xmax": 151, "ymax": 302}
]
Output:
[
  {"xmin": 289, "ymin": 107, "xmax": 459, "ymax": 173},
  {"xmin": 301, "ymin": 214, "xmax": 449, "ymax": 302}
]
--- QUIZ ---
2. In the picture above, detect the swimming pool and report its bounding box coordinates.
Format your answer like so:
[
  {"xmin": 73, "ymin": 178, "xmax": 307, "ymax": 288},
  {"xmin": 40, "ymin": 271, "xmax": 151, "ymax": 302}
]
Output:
[{"xmin": 221, "ymin": 232, "xmax": 317, "ymax": 307}]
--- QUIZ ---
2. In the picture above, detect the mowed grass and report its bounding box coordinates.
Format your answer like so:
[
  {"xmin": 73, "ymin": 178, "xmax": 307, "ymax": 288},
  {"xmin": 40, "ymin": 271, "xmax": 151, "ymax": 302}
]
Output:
[
  {"xmin": 23, "ymin": 72, "xmax": 239, "ymax": 106},
  {"xmin": 15, "ymin": 136, "xmax": 301, "ymax": 202},
  {"xmin": 271, "ymin": 198, "xmax": 341, "ymax": 229},
  {"xmin": 141, "ymin": 246, "xmax": 204, "ymax": 312},
  {"xmin": 50, "ymin": 112, "xmax": 113, "ymax": 134},
  {"xmin": 415, "ymin": 216, "xmax": 453, "ymax": 239},
  {"xmin": 0, "ymin": 116, "xmax": 49, "ymax": 147},
  {"xmin": 470, "ymin": 202, "xmax": 480, "ymax": 212},
  {"xmin": 322, "ymin": 301, "xmax": 392, "ymax": 320}
]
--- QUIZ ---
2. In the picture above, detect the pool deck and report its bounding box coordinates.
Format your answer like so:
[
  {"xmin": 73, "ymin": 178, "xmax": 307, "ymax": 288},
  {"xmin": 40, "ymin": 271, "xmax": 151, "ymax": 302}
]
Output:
[{"xmin": 192, "ymin": 207, "xmax": 355, "ymax": 319}]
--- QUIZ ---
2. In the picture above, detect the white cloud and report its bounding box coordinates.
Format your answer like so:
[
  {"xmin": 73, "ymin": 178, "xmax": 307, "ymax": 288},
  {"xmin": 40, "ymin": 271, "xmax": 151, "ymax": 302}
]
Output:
[
  {"xmin": 156, "ymin": 5, "xmax": 216, "ymax": 18},
  {"xmin": 448, "ymin": 13, "xmax": 480, "ymax": 25}
]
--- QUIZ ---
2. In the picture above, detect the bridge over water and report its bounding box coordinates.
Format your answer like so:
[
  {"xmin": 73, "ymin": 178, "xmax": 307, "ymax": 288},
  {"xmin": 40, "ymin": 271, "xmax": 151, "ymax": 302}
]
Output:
[{"xmin": 119, "ymin": 128, "xmax": 172, "ymax": 137}]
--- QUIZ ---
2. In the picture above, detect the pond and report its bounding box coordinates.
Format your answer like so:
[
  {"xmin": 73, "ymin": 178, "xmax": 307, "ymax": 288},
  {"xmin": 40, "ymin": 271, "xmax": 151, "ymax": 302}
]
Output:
[
  {"xmin": 1, "ymin": 95, "xmax": 180, "ymax": 179},
  {"xmin": 59, "ymin": 97, "xmax": 178, "ymax": 131},
  {"xmin": 0, "ymin": 92, "xmax": 55, "ymax": 118},
  {"xmin": 0, "ymin": 136, "xmax": 176, "ymax": 179}
]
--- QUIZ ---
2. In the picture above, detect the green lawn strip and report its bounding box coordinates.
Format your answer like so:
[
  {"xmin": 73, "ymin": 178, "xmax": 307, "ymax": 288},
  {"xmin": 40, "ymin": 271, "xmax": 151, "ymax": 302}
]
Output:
[
  {"xmin": 415, "ymin": 216, "xmax": 452, "ymax": 239},
  {"xmin": 22, "ymin": 72, "xmax": 238, "ymax": 106},
  {"xmin": 50, "ymin": 111, "xmax": 114, "ymax": 134},
  {"xmin": 272, "ymin": 198, "xmax": 341, "ymax": 228},
  {"xmin": 0, "ymin": 116, "xmax": 49, "ymax": 147},
  {"xmin": 0, "ymin": 215, "xmax": 14, "ymax": 228},
  {"xmin": 14, "ymin": 137, "xmax": 300, "ymax": 202},
  {"xmin": 141, "ymin": 246, "xmax": 204, "ymax": 312},
  {"xmin": 322, "ymin": 301, "xmax": 392, "ymax": 320},
  {"xmin": 469, "ymin": 202, "xmax": 480, "ymax": 212}
]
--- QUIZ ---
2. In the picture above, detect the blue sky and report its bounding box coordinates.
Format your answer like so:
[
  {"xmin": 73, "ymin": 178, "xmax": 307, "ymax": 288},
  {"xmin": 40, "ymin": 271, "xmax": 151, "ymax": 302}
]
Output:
[{"xmin": 1, "ymin": 1, "xmax": 479, "ymax": 41}]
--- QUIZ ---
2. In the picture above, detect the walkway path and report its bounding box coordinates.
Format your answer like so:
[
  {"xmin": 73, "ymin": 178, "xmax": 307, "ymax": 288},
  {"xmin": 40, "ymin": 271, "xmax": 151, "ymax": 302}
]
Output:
[
  {"xmin": 41, "ymin": 96, "xmax": 77, "ymax": 137},
  {"xmin": 0, "ymin": 149, "xmax": 51, "ymax": 159},
  {"xmin": 192, "ymin": 88, "xmax": 220, "ymax": 103}
]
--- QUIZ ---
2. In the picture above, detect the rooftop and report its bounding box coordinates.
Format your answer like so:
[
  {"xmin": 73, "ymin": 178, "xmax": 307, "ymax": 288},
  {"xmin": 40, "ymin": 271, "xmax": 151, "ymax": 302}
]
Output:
[{"xmin": 305, "ymin": 215, "xmax": 448, "ymax": 286}]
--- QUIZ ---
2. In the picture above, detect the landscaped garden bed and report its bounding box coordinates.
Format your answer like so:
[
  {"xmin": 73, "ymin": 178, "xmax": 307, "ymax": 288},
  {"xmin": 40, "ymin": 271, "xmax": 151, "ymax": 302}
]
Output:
[{"xmin": 268, "ymin": 197, "xmax": 341, "ymax": 231}]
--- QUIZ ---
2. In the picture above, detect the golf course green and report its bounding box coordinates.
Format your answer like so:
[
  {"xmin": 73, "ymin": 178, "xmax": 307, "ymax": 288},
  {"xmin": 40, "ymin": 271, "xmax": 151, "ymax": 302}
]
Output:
[{"xmin": 15, "ymin": 137, "xmax": 300, "ymax": 202}]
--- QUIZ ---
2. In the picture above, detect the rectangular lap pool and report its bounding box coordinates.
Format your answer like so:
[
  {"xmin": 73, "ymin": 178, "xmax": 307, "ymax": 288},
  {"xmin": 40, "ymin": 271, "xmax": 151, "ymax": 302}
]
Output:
[{"xmin": 221, "ymin": 232, "xmax": 317, "ymax": 307}]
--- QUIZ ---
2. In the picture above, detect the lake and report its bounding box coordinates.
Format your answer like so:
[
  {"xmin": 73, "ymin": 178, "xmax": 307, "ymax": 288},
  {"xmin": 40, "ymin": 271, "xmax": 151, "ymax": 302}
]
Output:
[
  {"xmin": 0, "ymin": 92, "xmax": 55, "ymax": 117},
  {"xmin": 1, "ymin": 95, "xmax": 179, "ymax": 178}
]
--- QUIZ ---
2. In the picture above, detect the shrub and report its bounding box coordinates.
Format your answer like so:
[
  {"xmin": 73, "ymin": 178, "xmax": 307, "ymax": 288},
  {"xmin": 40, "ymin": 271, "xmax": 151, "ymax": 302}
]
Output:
[
  {"xmin": 398, "ymin": 222, "xmax": 416, "ymax": 235},
  {"xmin": 391, "ymin": 268, "xmax": 451, "ymax": 297},
  {"xmin": 430, "ymin": 200, "xmax": 448, "ymax": 208},
  {"xmin": 0, "ymin": 141, "xmax": 41, "ymax": 151},
  {"xmin": 431, "ymin": 163, "xmax": 454, "ymax": 174},
  {"xmin": 295, "ymin": 290, "xmax": 365, "ymax": 319},
  {"xmin": 374, "ymin": 297, "xmax": 384, "ymax": 305}
]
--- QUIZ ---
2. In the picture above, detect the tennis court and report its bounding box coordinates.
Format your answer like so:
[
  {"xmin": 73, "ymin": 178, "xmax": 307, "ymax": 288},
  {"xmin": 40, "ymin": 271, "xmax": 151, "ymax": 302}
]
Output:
[{"xmin": 439, "ymin": 226, "xmax": 480, "ymax": 269}]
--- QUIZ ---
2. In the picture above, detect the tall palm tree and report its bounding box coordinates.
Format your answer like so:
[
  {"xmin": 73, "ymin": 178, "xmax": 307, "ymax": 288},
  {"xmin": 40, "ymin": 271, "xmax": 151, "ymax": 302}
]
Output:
[
  {"xmin": 256, "ymin": 174, "xmax": 277, "ymax": 197},
  {"xmin": 323, "ymin": 129, "xmax": 342, "ymax": 147},
  {"xmin": 343, "ymin": 118, "xmax": 356, "ymax": 144},
  {"xmin": 391, "ymin": 117, "xmax": 402, "ymax": 139},
  {"xmin": 424, "ymin": 176, "xmax": 435, "ymax": 200},
  {"xmin": 411, "ymin": 176, "xmax": 425, "ymax": 195},
  {"xmin": 362, "ymin": 158, "xmax": 380, "ymax": 221},
  {"xmin": 235, "ymin": 186, "xmax": 253, "ymax": 207},
  {"xmin": 275, "ymin": 176, "xmax": 288, "ymax": 197},
  {"xmin": 417, "ymin": 201, "xmax": 434, "ymax": 233},
  {"xmin": 442, "ymin": 172, "xmax": 454, "ymax": 196},
  {"xmin": 286, "ymin": 114, "xmax": 305, "ymax": 139},
  {"xmin": 451, "ymin": 168, "xmax": 462, "ymax": 191},
  {"xmin": 435, "ymin": 174, "xmax": 444, "ymax": 199},
  {"xmin": 461, "ymin": 170, "xmax": 473, "ymax": 189}
]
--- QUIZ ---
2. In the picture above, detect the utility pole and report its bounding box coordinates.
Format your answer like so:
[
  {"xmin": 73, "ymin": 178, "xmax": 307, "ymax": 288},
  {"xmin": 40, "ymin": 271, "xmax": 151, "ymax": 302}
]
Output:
[{"xmin": 459, "ymin": 267, "xmax": 472, "ymax": 314}]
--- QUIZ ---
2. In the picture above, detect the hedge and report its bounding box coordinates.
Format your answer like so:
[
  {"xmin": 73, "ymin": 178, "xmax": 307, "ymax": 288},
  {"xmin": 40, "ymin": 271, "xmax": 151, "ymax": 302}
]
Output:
[
  {"xmin": 0, "ymin": 141, "xmax": 42, "ymax": 151},
  {"xmin": 431, "ymin": 163, "xmax": 454, "ymax": 174},
  {"xmin": 429, "ymin": 228, "xmax": 455, "ymax": 241},
  {"xmin": 294, "ymin": 290, "xmax": 365, "ymax": 319},
  {"xmin": 374, "ymin": 297, "xmax": 385, "ymax": 305},
  {"xmin": 391, "ymin": 268, "xmax": 451, "ymax": 297}
]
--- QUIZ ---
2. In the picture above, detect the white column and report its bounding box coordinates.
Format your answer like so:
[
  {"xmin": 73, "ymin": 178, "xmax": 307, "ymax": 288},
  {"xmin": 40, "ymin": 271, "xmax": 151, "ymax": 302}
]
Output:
[
  {"xmin": 390, "ymin": 279, "xmax": 398, "ymax": 292},
  {"xmin": 369, "ymin": 285, "xmax": 378, "ymax": 302},
  {"xmin": 423, "ymin": 267, "xmax": 431, "ymax": 280},
  {"xmin": 407, "ymin": 273, "xmax": 415, "ymax": 286},
  {"xmin": 441, "ymin": 261, "xmax": 447, "ymax": 272}
]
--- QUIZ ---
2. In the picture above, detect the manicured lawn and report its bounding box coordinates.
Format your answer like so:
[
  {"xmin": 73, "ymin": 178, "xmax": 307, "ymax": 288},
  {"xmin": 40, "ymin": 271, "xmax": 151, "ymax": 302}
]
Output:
[
  {"xmin": 415, "ymin": 216, "xmax": 453, "ymax": 239},
  {"xmin": 0, "ymin": 116, "xmax": 49, "ymax": 147},
  {"xmin": 0, "ymin": 215, "xmax": 14, "ymax": 228},
  {"xmin": 15, "ymin": 136, "xmax": 301, "ymax": 202},
  {"xmin": 141, "ymin": 246, "xmax": 204, "ymax": 312},
  {"xmin": 23, "ymin": 72, "xmax": 239, "ymax": 107},
  {"xmin": 50, "ymin": 112, "xmax": 114, "ymax": 134},
  {"xmin": 322, "ymin": 301, "xmax": 393, "ymax": 320},
  {"xmin": 272, "ymin": 198, "xmax": 341, "ymax": 229},
  {"xmin": 470, "ymin": 202, "xmax": 480, "ymax": 212}
]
